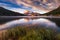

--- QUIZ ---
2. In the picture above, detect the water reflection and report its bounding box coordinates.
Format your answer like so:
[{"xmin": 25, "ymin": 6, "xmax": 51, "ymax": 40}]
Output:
[{"xmin": 0, "ymin": 18, "xmax": 58, "ymax": 30}]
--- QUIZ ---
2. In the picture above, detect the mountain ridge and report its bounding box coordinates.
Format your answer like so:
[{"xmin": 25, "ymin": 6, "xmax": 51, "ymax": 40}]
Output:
[
  {"xmin": 45, "ymin": 7, "xmax": 60, "ymax": 16},
  {"xmin": 0, "ymin": 7, "xmax": 26, "ymax": 16}
]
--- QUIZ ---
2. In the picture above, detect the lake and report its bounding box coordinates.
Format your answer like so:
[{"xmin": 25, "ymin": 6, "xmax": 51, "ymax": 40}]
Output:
[{"xmin": 0, "ymin": 16, "xmax": 60, "ymax": 30}]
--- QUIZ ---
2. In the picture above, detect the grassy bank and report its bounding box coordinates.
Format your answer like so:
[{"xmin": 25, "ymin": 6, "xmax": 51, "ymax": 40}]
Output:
[{"xmin": 0, "ymin": 26, "xmax": 60, "ymax": 40}]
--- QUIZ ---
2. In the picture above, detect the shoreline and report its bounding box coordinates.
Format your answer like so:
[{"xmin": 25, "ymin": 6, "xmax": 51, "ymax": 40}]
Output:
[{"xmin": 0, "ymin": 16, "xmax": 60, "ymax": 18}]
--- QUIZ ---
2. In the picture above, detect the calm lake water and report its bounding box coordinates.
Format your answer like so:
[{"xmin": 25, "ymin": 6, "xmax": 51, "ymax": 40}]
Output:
[{"xmin": 0, "ymin": 16, "xmax": 60, "ymax": 30}]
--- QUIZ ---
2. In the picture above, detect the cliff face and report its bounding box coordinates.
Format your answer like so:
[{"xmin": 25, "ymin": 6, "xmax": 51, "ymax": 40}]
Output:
[
  {"xmin": 0, "ymin": 7, "xmax": 26, "ymax": 16},
  {"xmin": 45, "ymin": 7, "xmax": 60, "ymax": 16}
]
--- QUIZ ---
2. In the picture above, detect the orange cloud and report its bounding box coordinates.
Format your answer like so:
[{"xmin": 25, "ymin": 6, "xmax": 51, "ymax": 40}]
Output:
[{"xmin": 9, "ymin": 0, "xmax": 60, "ymax": 13}]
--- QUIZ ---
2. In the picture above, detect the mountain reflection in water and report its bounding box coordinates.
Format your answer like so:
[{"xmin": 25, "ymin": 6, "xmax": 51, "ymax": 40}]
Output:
[{"xmin": 0, "ymin": 17, "xmax": 59, "ymax": 30}]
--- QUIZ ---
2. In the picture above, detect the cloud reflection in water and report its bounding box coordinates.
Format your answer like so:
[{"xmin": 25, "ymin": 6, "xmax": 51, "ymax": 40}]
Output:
[{"xmin": 0, "ymin": 18, "xmax": 58, "ymax": 30}]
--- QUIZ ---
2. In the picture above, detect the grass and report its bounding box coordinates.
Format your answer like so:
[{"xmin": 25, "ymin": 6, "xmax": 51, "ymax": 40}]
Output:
[{"xmin": 0, "ymin": 26, "xmax": 60, "ymax": 40}]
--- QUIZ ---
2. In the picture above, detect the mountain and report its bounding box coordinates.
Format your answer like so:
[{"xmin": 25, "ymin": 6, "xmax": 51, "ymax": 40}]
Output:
[
  {"xmin": 45, "ymin": 7, "xmax": 60, "ymax": 16},
  {"xmin": 0, "ymin": 6, "xmax": 60, "ymax": 16},
  {"xmin": 0, "ymin": 7, "xmax": 26, "ymax": 16}
]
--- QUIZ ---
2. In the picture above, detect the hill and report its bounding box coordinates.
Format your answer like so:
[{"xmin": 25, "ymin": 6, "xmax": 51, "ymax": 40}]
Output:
[
  {"xmin": 0, "ymin": 7, "xmax": 26, "ymax": 16},
  {"xmin": 45, "ymin": 7, "xmax": 60, "ymax": 16}
]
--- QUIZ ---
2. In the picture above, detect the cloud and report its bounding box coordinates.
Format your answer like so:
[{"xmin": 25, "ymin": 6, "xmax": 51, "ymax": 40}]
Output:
[
  {"xmin": 0, "ymin": 0, "xmax": 60, "ymax": 14},
  {"xmin": 0, "ymin": 5, "xmax": 26, "ymax": 14},
  {"xmin": 15, "ymin": 0, "xmax": 59, "ymax": 9}
]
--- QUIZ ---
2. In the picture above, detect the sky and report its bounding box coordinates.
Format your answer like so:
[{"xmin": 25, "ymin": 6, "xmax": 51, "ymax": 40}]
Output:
[{"xmin": 0, "ymin": 0, "xmax": 60, "ymax": 14}]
